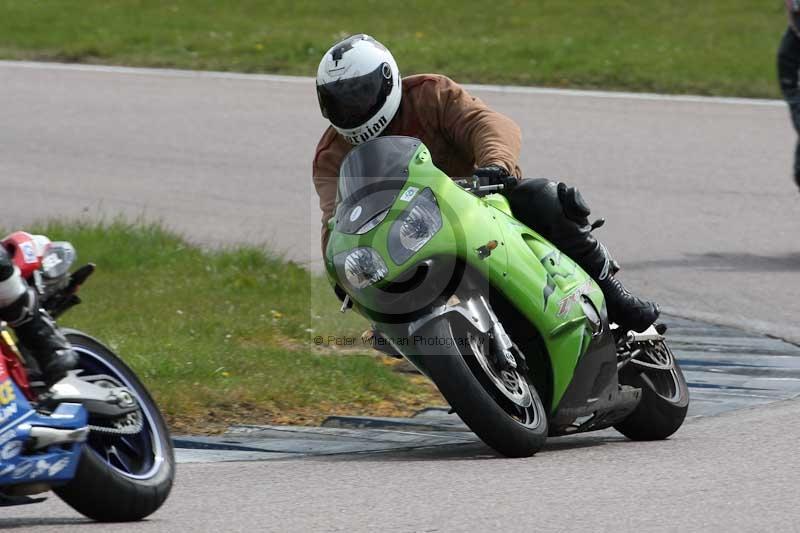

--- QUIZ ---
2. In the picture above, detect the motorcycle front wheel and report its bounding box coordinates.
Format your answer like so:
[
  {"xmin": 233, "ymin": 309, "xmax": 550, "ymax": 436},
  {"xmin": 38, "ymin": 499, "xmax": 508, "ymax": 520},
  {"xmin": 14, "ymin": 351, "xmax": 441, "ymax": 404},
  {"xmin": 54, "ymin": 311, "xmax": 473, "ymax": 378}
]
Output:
[
  {"xmin": 416, "ymin": 316, "xmax": 548, "ymax": 458},
  {"xmin": 54, "ymin": 330, "xmax": 175, "ymax": 522}
]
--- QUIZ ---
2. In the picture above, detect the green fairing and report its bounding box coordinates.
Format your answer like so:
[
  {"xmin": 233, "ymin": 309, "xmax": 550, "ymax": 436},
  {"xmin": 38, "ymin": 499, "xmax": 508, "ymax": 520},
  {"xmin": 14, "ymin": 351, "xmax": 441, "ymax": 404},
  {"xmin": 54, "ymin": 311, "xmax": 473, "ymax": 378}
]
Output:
[{"xmin": 325, "ymin": 143, "xmax": 605, "ymax": 411}]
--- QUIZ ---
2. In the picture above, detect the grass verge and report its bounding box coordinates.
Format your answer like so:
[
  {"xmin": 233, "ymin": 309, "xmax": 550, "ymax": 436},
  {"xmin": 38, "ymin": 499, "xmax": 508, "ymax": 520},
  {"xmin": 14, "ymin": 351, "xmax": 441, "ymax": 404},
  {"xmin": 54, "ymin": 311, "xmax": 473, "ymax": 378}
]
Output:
[
  {"xmin": 24, "ymin": 220, "xmax": 441, "ymax": 434},
  {"xmin": 0, "ymin": 0, "xmax": 788, "ymax": 97}
]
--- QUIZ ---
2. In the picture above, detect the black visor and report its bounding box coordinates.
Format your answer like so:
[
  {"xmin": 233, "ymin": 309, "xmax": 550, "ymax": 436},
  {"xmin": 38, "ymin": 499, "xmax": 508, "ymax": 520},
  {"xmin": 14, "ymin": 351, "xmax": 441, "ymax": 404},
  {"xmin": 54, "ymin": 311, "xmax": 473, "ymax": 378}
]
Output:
[{"xmin": 317, "ymin": 63, "xmax": 393, "ymax": 130}]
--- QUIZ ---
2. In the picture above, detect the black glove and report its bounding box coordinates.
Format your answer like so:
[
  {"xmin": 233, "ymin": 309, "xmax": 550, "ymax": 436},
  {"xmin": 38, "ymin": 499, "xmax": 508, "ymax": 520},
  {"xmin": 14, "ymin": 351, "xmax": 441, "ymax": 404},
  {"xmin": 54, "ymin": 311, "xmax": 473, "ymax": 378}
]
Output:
[{"xmin": 473, "ymin": 164, "xmax": 518, "ymax": 190}]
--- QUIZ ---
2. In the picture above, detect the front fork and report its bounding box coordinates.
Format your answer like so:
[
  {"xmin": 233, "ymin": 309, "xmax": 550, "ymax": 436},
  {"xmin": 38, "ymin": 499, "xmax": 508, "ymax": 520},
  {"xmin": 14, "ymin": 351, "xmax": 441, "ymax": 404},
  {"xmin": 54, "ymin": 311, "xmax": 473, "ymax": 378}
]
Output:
[
  {"xmin": 392, "ymin": 292, "xmax": 527, "ymax": 374},
  {"xmin": 481, "ymin": 297, "xmax": 523, "ymax": 372}
]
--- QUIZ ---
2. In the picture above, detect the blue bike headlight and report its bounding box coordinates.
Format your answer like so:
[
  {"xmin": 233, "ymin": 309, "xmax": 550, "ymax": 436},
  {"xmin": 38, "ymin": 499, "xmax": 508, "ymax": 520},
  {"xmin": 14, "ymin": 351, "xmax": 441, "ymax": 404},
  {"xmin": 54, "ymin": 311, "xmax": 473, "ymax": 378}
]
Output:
[{"xmin": 388, "ymin": 188, "xmax": 442, "ymax": 265}]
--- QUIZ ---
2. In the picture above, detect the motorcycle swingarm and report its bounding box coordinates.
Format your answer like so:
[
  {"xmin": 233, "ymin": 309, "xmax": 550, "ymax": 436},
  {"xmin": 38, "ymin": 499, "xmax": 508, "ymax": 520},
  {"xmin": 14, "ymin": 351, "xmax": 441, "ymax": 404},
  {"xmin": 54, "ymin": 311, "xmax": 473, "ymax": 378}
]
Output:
[{"xmin": 44, "ymin": 371, "xmax": 139, "ymax": 419}]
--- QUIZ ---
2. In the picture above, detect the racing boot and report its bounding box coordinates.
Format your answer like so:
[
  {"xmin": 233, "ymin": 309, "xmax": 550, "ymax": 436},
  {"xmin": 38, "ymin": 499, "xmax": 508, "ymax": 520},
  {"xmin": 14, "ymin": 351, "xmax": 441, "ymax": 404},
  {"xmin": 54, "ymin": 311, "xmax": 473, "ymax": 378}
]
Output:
[
  {"xmin": 564, "ymin": 233, "xmax": 660, "ymax": 333},
  {"xmin": 552, "ymin": 184, "xmax": 660, "ymax": 333},
  {"xmin": 595, "ymin": 275, "xmax": 660, "ymax": 333},
  {"xmin": 0, "ymin": 288, "xmax": 78, "ymax": 386}
]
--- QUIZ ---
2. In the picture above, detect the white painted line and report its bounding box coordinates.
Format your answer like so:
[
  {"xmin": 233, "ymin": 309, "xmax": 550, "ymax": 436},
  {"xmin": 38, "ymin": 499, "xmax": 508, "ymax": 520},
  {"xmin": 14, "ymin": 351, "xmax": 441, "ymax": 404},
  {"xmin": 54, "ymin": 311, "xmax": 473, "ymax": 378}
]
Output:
[
  {"xmin": 461, "ymin": 83, "xmax": 785, "ymax": 107},
  {"xmin": 0, "ymin": 60, "xmax": 313, "ymax": 85},
  {"xmin": 0, "ymin": 59, "xmax": 785, "ymax": 107}
]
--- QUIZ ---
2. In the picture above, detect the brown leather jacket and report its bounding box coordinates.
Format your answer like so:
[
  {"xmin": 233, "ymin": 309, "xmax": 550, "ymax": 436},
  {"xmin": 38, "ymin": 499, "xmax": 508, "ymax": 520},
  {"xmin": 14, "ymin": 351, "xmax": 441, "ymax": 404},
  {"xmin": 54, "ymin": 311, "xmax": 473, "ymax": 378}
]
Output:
[{"xmin": 312, "ymin": 74, "xmax": 522, "ymax": 251}]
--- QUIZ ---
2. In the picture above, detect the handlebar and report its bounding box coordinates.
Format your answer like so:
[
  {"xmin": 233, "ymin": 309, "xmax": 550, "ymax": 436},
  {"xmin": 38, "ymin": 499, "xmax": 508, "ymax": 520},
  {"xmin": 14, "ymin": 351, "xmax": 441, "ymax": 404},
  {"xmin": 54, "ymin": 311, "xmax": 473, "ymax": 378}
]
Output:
[{"xmin": 454, "ymin": 176, "xmax": 517, "ymax": 197}]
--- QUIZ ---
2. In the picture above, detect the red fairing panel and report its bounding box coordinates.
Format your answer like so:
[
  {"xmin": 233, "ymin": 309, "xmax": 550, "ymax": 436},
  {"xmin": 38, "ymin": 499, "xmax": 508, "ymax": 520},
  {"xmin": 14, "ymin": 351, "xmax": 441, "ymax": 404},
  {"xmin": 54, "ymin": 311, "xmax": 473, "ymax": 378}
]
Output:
[
  {"xmin": 0, "ymin": 347, "xmax": 7, "ymax": 381},
  {"xmin": 0, "ymin": 338, "xmax": 32, "ymax": 400}
]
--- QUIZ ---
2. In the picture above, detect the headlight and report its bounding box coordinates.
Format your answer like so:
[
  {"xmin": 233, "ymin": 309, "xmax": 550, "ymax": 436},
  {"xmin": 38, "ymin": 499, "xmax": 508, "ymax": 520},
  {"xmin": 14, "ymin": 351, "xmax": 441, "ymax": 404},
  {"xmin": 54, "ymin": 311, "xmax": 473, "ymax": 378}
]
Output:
[
  {"xmin": 388, "ymin": 188, "xmax": 442, "ymax": 264},
  {"xmin": 343, "ymin": 247, "xmax": 388, "ymax": 289},
  {"xmin": 41, "ymin": 242, "xmax": 76, "ymax": 280}
]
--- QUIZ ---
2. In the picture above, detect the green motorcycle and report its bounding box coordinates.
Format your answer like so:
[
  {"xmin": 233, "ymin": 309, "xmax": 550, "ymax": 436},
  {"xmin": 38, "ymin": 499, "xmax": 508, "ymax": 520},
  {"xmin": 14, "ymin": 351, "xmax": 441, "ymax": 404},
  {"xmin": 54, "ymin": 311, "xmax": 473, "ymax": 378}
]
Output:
[{"xmin": 325, "ymin": 136, "xmax": 688, "ymax": 457}]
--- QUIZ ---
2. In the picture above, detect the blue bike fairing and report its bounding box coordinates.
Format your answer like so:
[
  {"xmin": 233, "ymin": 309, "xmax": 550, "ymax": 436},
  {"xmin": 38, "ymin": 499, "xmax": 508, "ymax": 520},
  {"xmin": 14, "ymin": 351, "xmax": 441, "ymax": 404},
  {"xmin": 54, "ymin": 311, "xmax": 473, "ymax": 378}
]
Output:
[{"xmin": 0, "ymin": 376, "xmax": 85, "ymax": 487}]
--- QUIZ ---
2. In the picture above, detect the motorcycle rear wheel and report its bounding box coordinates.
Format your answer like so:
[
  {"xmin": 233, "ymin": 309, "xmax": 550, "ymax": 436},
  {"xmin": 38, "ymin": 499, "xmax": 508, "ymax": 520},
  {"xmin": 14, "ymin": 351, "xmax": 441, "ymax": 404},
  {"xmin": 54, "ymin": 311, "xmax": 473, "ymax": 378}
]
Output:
[
  {"xmin": 54, "ymin": 330, "xmax": 174, "ymax": 522},
  {"xmin": 417, "ymin": 316, "xmax": 548, "ymax": 457},
  {"xmin": 614, "ymin": 339, "xmax": 689, "ymax": 441}
]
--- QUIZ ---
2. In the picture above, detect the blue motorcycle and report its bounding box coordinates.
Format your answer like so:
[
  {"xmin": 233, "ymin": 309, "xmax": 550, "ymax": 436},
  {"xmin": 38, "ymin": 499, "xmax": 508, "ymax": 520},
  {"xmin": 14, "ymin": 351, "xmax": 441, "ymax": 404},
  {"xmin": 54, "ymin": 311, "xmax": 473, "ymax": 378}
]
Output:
[{"xmin": 0, "ymin": 233, "xmax": 174, "ymax": 521}]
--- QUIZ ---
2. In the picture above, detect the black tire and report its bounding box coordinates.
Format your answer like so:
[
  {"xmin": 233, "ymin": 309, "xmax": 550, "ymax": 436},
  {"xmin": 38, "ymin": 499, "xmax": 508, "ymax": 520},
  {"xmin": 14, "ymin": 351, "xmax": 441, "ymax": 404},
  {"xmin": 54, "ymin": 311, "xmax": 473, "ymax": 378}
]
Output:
[
  {"xmin": 418, "ymin": 317, "xmax": 548, "ymax": 457},
  {"xmin": 614, "ymin": 340, "xmax": 689, "ymax": 441},
  {"xmin": 54, "ymin": 331, "xmax": 175, "ymax": 522}
]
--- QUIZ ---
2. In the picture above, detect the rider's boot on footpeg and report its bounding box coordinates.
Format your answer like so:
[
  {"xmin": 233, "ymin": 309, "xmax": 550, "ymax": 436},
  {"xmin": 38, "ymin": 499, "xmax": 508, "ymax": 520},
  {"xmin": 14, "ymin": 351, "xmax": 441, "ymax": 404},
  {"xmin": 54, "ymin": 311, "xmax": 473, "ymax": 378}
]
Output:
[
  {"xmin": 596, "ymin": 275, "xmax": 660, "ymax": 333},
  {"xmin": 569, "ymin": 235, "xmax": 660, "ymax": 333},
  {"xmin": 0, "ymin": 288, "xmax": 78, "ymax": 386},
  {"xmin": 507, "ymin": 179, "xmax": 661, "ymax": 333},
  {"xmin": 552, "ymin": 184, "xmax": 660, "ymax": 333}
]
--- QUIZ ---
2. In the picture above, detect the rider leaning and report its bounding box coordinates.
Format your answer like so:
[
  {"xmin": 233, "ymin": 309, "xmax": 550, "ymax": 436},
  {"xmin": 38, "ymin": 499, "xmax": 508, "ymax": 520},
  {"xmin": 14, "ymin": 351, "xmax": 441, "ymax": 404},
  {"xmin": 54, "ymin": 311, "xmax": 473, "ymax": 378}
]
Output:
[
  {"xmin": 313, "ymin": 34, "xmax": 659, "ymax": 333},
  {"xmin": 0, "ymin": 242, "xmax": 77, "ymax": 385}
]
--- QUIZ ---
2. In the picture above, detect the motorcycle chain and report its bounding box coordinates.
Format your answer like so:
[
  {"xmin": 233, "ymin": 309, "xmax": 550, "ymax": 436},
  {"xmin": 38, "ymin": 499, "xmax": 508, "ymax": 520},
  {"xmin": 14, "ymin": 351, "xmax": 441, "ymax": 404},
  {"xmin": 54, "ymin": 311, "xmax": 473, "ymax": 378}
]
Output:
[{"xmin": 88, "ymin": 411, "xmax": 144, "ymax": 436}]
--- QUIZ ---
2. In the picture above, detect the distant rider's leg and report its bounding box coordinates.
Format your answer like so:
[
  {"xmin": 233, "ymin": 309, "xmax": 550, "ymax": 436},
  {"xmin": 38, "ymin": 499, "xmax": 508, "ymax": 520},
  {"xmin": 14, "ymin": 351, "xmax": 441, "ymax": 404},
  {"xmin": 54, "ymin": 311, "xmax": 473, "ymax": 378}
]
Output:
[
  {"xmin": 778, "ymin": 27, "xmax": 800, "ymax": 190},
  {"xmin": 0, "ymin": 246, "xmax": 77, "ymax": 385},
  {"xmin": 507, "ymin": 178, "xmax": 660, "ymax": 333}
]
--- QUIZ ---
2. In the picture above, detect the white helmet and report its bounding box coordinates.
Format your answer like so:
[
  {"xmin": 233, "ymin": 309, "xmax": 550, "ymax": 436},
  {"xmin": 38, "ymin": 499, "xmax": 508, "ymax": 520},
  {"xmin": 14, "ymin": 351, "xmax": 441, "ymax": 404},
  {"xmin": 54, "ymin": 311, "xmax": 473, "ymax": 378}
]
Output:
[{"xmin": 316, "ymin": 34, "xmax": 401, "ymax": 145}]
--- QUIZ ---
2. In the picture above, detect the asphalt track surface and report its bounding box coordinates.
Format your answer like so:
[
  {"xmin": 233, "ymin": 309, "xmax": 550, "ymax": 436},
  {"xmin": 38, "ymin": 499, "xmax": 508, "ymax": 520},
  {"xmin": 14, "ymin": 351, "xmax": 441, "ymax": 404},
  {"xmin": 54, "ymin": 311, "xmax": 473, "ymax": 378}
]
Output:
[
  {"xmin": 4, "ymin": 399, "xmax": 800, "ymax": 532},
  {"xmin": 1, "ymin": 61, "xmax": 800, "ymax": 530}
]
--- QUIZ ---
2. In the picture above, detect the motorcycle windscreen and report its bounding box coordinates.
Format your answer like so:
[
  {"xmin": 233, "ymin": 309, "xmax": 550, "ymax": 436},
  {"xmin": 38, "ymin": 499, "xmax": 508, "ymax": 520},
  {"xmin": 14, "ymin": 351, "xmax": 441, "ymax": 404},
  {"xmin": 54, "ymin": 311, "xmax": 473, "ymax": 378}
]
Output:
[{"xmin": 336, "ymin": 136, "xmax": 421, "ymax": 234}]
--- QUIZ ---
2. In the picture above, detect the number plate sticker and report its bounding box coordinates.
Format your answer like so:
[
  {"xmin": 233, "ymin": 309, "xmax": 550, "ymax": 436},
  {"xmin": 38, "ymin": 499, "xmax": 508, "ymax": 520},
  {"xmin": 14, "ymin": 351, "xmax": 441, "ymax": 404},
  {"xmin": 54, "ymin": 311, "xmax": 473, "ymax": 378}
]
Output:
[{"xmin": 399, "ymin": 187, "xmax": 419, "ymax": 202}]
